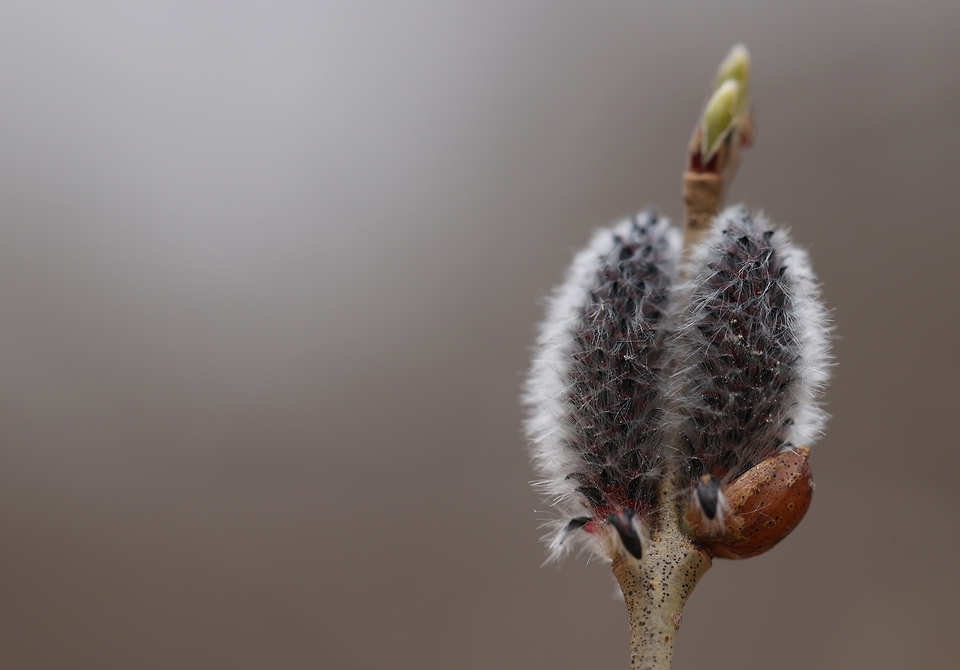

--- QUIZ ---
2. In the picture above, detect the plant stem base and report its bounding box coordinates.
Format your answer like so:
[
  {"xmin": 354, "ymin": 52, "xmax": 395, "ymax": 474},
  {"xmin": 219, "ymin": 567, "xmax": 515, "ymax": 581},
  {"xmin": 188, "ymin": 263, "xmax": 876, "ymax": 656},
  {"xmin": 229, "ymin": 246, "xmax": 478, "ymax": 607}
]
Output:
[{"xmin": 612, "ymin": 521, "xmax": 711, "ymax": 670}]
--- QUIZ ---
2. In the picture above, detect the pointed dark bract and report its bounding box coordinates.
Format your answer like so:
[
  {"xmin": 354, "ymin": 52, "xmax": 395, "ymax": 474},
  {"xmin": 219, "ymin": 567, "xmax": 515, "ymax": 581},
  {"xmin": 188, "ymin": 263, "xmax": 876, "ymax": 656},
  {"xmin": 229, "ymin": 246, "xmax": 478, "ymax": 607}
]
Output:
[
  {"xmin": 696, "ymin": 475, "xmax": 722, "ymax": 520},
  {"xmin": 607, "ymin": 508, "xmax": 643, "ymax": 560}
]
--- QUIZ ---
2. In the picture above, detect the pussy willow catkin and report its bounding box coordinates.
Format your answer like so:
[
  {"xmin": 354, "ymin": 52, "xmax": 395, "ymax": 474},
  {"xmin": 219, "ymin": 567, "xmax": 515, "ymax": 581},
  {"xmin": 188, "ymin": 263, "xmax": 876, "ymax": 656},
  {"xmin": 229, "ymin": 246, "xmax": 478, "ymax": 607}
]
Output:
[{"xmin": 524, "ymin": 206, "xmax": 829, "ymax": 562}]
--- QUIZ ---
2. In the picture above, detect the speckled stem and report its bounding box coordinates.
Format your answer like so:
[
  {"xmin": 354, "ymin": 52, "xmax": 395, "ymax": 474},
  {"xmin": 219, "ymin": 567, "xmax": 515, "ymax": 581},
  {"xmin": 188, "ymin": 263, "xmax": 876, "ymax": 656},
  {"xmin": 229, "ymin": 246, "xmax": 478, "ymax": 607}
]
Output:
[{"xmin": 612, "ymin": 475, "xmax": 712, "ymax": 670}]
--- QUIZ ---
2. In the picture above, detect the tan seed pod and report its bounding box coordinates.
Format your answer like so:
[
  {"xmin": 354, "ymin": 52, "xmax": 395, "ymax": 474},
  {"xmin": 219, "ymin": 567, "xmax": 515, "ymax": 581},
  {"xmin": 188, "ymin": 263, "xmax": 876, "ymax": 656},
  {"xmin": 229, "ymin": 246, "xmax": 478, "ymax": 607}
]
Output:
[{"xmin": 685, "ymin": 446, "xmax": 813, "ymax": 559}]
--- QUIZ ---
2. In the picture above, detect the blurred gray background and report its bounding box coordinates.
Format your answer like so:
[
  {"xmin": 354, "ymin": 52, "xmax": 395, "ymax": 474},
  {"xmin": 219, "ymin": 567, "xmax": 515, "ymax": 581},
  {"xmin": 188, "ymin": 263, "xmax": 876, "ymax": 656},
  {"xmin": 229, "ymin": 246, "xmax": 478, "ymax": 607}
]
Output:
[{"xmin": 1, "ymin": 2, "xmax": 958, "ymax": 669}]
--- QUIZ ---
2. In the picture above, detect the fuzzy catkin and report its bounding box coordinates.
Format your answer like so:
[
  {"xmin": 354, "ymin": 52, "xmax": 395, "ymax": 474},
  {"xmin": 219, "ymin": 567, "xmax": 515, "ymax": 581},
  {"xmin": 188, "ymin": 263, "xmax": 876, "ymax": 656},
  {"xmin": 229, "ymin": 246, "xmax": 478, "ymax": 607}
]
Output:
[
  {"xmin": 524, "ymin": 211, "xmax": 681, "ymax": 556},
  {"xmin": 669, "ymin": 207, "xmax": 830, "ymax": 490}
]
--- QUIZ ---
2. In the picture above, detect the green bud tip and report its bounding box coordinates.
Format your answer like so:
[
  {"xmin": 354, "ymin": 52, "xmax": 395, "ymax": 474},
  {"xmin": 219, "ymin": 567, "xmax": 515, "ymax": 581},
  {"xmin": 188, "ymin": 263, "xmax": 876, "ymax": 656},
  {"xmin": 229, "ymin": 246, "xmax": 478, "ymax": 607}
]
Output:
[
  {"xmin": 714, "ymin": 43, "xmax": 751, "ymax": 97},
  {"xmin": 701, "ymin": 79, "xmax": 742, "ymax": 161}
]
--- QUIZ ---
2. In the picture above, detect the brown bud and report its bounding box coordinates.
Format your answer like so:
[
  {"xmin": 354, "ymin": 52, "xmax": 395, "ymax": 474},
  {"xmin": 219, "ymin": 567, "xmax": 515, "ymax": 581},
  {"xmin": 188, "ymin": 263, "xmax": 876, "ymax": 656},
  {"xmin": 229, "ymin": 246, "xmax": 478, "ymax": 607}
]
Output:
[{"xmin": 685, "ymin": 446, "xmax": 813, "ymax": 559}]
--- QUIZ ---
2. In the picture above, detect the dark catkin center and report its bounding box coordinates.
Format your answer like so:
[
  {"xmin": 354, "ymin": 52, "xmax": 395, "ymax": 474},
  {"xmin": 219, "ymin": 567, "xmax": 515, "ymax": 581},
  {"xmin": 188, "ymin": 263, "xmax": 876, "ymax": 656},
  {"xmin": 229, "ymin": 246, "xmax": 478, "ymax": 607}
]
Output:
[
  {"xmin": 566, "ymin": 212, "xmax": 677, "ymax": 518},
  {"xmin": 678, "ymin": 212, "xmax": 801, "ymax": 486}
]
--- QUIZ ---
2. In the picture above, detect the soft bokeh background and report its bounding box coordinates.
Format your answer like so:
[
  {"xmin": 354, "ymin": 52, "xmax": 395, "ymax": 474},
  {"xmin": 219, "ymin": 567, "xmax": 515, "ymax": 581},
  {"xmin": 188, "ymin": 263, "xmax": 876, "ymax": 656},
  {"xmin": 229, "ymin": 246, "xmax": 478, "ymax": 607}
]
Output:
[{"xmin": 2, "ymin": 2, "xmax": 958, "ymax": 669}]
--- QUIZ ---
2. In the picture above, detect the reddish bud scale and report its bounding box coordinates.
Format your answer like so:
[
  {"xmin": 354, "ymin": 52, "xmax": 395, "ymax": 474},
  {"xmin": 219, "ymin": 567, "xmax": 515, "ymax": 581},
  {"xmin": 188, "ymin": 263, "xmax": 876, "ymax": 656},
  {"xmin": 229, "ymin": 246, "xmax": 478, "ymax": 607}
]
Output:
[{"xmin": 685, "ymin": 446, "xmax": 813, "ymax": 559}]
